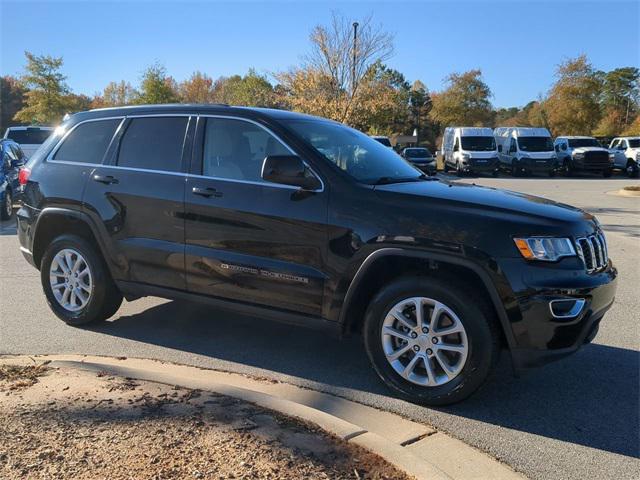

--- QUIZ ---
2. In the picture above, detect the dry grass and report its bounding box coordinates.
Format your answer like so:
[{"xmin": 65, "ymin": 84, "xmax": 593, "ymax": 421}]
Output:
[
  {"xmin": 623, "ymin": 185, "xmax": 640, "ymax": 191},
  {"xmin": 0, "ymin": 362, "xmax": 50, "ymax": 391}
]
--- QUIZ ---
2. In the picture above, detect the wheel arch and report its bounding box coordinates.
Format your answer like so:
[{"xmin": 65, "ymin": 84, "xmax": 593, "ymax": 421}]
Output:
[{"xmin": 338, "ymin": 248, "xmax": 516, "ymax": 351}]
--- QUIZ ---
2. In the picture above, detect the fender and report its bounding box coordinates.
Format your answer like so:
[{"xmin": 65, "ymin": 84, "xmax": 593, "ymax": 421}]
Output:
[
  {"xmin": 338, "ymin": 247, "xmax": 517, "ymax": 351},
  {"xmin": 32, "ymin": 207, "xmax": 122, "ymax": 279}
]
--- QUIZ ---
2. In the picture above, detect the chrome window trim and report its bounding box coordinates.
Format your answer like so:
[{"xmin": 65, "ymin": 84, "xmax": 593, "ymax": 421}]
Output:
[
  {"xmin": 46, "ymin": 116, "xmax": 126, "ymax": 164},
  {"xmin": 197, "ymin": 114, "xmax": 325, "ymax": 193}
]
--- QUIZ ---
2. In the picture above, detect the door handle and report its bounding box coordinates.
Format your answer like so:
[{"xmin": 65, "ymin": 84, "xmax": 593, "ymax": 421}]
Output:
[
  {"xmin": 92, "ymin": 174, "xmax": 119, "ymax": 185},
  {"xmin": 192, "ymin": 186, "xmax": 222, "ymax": 198}
]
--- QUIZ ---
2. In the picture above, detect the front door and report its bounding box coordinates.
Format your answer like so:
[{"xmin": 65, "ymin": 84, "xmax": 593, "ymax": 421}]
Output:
[{"xmin": 184, "ymin": 116, "xmax": 328, "ymax": 316}]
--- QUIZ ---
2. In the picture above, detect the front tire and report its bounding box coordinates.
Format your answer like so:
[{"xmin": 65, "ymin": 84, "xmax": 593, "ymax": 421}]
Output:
[
  {"xmin": 1, "ymin": 189, "xmax": 12, "ymax": 220},
  {"xmin": 602, "ymin": 168, "xmax": 612, "ymax": 178},
  {"xmin": 363, "ymin": 277, "xmax": 500, "ymax": 406},
  {"xmin": 40, "ymin": 235, "xmax": 123, "ymax": 326},
  {"xmin": 626, "ymin": 160, "xmax": 639, "ymax": 178}
]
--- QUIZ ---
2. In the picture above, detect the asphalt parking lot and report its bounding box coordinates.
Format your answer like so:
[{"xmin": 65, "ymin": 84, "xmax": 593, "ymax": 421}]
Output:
[{"xmin": 1, "ymin": 176, "xmax": 638, "ymax": 480}]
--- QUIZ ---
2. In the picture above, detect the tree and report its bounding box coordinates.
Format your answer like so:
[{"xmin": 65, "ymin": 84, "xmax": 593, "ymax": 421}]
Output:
[
  {"xmin": 137, "ymin": 63, "xmax": 179, "ymax": 104},
  {"xmin": 96, "ymin": 80, "xmax": 139, "ymax": 107},
  {"xmin": 179, "ymin": 72, "xmax": 214, "ymax": 103},
  {"xmin": 14, "ymin": 52, "xmax": 72, "ymax": 124},
  {"xmin": 278, "ymin": 12, "xmax": 394, "ymax": 124},
  {"xmin": 429, "ymin": 70, "xmax": 493, "ymax": 127},
  {"xmin": 212, "ymin": 70, "xmax": 278, "ymax": 107},
  {"xmin": 544, "ymin": 55, "xmax": 602, "ymax": 135},
  {"xmin": 0, "ymin": 76, "xmax": 26, "ymax": 132},
  {"xmin": 594, "ymin": 67, "xmax": 639, "ymax": 135}
]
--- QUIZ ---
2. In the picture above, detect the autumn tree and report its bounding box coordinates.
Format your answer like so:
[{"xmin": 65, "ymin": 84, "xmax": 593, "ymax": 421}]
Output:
[
  {"xmin": 594, "ymin": 67, "xmax": 639, "ymax": 135},
  {"xmin": 95, "ymin": 80, "xmax": 139, "ymax": 107},
  {"xmin": 14, "ymin": 52, "xmax": 72, "ymax": 124},
  {"xmin": 278, "ymin": 12, "xmax": 394, "ymax": 124},
  {"xmin": 179, "ymin": 72, "xmax": 215, "ymax": 103},
  {"xmin": 212, "ymin": 70, "xmax": 278, "ymax": 107},
  {"xmin": 0, "ymin": 76, "xmax": 26, "ymax": 132},
  {"xmin": 429, "ymin": 69, "xmax": 493, "ymax": 127},
  {"xmin": 137, "ymin": 63, "xmax": 179, "ymax": 104},
  {"xmin": 544, "ymin": 55, "xmax": 602, "ymax": 135}
]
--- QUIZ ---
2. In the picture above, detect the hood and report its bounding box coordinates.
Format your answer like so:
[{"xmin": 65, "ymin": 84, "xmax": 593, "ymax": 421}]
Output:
[
  {"xmin": 573, "ymin": 146, "xmax": 608, "ymax": 154},
  {"xmin": 522, "ymin": 151, "xmax": 556, "ymax": 159},
  {"xmin": 462, "ymin": 151, "xmax": 497, "ymax": 158},
  {"xmin": 374, "ymin": 179, "xmax": 592, "ymax": 225}
]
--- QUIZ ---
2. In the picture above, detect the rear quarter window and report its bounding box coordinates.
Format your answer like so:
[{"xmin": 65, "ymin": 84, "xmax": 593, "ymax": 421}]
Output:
[{"xmin": 52, "ymin": 119, "xmax": 122, "ymax": 164}]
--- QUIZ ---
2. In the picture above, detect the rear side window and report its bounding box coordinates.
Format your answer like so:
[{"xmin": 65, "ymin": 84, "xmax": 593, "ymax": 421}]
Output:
[
  {"xmin": 53, "ymin": 119, "xmax": 121, "ymax": 164},
  {"xmin": 117, "ymin": 117, "xmax": 188, "ymax": 172}
]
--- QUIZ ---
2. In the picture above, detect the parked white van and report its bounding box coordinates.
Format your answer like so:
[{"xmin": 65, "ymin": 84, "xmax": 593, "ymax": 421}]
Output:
[
  {"xmin": 494, "ymin": 127, "xmax": 557, "ymax": 177},
  {"xmin": 441, "ymin": 127, "xmax": 499, "ymax": 176}
]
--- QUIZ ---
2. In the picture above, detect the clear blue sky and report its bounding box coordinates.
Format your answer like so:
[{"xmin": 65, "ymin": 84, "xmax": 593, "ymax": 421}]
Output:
[{"xmin": 1, "ymin": 0, "xmax": 638, "ymax": 108}]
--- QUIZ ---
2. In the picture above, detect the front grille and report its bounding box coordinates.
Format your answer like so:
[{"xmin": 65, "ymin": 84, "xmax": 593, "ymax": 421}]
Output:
[
  {"xmin": 575, "ymin": 231, "xmax": 608, "ymax": 273},
  {"xmin": 583, "ymin": 151, "xmax": 610, "ymax": 167}
]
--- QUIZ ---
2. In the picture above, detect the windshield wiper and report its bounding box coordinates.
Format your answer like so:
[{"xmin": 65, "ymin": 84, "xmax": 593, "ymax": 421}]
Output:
[{"xmin": 371, "ymin": 175, "xmax": 430, "ymax": 185}]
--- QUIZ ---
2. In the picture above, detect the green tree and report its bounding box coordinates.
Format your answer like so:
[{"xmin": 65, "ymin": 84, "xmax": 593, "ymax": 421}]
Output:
[
  {"xmin": 212, "ymin": 70, "xmax": 277, "ymax": 107},
  {"xmin": 137, "ymin": 63, "xmax": 179, "ymax": 104},
  {"xmin": 544, "ymin": 55, "xmax": 602, "ymax": 135},
  {"xmin": 14, "ymin": 52, "xmax": 71, "ymax": 124},
  {"xmin": 594, "ymin": 67, "xmax": 639, "ymax": 135},
  {"xmin": 97, "ymin": 80, "xmax": 138, "ymax": 107},
  {"xmin": 0, "ymin": 76, "xmax": 26, "ymax": 132},
  {"xmin": 429, "ymin": 70, "xmax": 494, "ymax": 127}
]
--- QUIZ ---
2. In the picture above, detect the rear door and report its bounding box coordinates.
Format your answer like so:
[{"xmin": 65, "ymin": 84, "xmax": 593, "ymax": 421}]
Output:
[
  {"xmin": 84, "ymin": 115, "xmax": 192, "ymax": 289},
  {"xmin": 184, "ymin": 115, "xmax": 328, "ymax": 316}
]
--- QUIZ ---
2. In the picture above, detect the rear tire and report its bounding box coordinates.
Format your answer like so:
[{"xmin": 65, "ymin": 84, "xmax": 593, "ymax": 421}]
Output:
[
  {"xmin": 363, "ymin": 276, "xmax": 500, "ymax": 406},
  {"xmin": 1, "ymin": 189, "xmax": 12, "ymax": 220},
  {"xmin": 602, "ymin": 169, "xmax": 612, "ymax": 178},
  {"xmin": 40, "ymin": 235, "xmax": 123, "ymax": 326}
]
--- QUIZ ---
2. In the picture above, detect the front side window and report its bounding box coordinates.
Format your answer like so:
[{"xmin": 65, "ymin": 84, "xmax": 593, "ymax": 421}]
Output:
[
  {"xmin": 202, "ymin": 118, "xmax": 290, "ymax": 182},
  {"xmin": 461, "ymin": 136, "xmax": 496, "ymax": 151},
  {"xmin": 283, "ymin": 119, "xmax": 421, "ymax": 184},
  {"xmin": 518, "ymin": 136, "xmax": 554, "ymax": 152},
  {"xmin": 52, "ymin": 119, "xmax": 121, "ymax": 164},
  {"xmin": 117, "ymin": 117, "xmax": 188, "ymax": 172}
]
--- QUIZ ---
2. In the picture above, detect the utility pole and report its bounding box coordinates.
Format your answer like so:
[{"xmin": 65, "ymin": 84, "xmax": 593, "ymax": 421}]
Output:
[{"xmin": 352, "ymin": 22, "xmax": 359, "ymax": 96}]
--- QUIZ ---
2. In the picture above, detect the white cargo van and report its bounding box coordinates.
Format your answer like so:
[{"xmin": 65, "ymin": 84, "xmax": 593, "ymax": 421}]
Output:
[
  {"xmin": 494, "ymin": 127, "xmax": 557, "ymax": 177},
  {"xmin": 441, "ymin": 127, "xmax": 499, "ymax": 176}
]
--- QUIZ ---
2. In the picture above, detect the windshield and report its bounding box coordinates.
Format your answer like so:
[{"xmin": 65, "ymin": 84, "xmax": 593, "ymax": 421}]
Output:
[
  {"xmin": 405, "ymin": 148, "xmax": 431, "ymax": 158},
  {"xmin": 568, "ymin": 138, "xmax": 600, "ymax": 148},
  {"xmin": 6, "ymin": 128, "xmax": 52, "ymax": 145},
  {"xmin": 628, "ymin": 139, "xmax": 640, "ymax": 148},
  {"xmin": 284, "ymin": 119, "xmax": 422, "ymax": 184},
  {"xmin": 518, "ymin": 136, "xmax": 554, "ymax": 152},
  {"xmin": 373, "ymin": 137, "xmax": 392, "ymax": 147},
  {"xmin": 461, "ymin": 136, "xmax": 496, "ymax": 151}
]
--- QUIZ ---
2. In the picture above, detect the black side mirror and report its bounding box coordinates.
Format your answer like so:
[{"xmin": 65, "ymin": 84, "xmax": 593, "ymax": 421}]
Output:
[
  {"xmin": 497, "ymin": 145, "xmax": 503, "ymax": 153},
  {"xmin": 261, "ymin": 155, "xmax": 321, "ymax": 191}
]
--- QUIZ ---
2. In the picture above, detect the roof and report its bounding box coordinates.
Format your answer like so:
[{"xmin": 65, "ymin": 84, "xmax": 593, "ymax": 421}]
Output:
[
  {"xmin": 73, "ymin": 104, "xmax": 331, "ymax": 124},
  {"xmin": 555, "ymin": 135, "xmax": 595, "ymax": 139},
  {"xmin": 494, "ymin": 127, "xmax": 551, "ymax": 137}
]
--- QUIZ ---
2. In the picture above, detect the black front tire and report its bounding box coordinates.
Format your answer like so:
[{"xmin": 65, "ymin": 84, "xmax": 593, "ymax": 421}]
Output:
[
  {"xmin": 602, "ymin": 169, "xmax": 612, "ymax": 178},
  {"xmin": 363, "ymin": 276, "xmax": 500, "ymax": 406},
  {"xmin": 626, "ymin": 160, "xmax": 639, "ymax": 178},
  {"xmin": 1, "ymin": 189, "xmax": 12, "ymax": 220},
  {"xmin": 40, "ymin": 235, "xmax": 123, "ymax": 326}
]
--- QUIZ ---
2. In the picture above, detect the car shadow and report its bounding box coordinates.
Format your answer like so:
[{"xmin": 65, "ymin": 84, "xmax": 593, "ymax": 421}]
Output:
[
  {"xmin": 91, "ymin": 299, "xmax": 639, "ymax": 460},
  {"xmin": 0, "ymin": 217, "xmax": 17, "ymax": 236}
]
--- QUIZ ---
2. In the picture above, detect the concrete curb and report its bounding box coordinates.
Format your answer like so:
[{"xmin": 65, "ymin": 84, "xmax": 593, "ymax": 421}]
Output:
[{"xmin": 3, "ymin": 355, "xmax": 524, "ymax": 480}]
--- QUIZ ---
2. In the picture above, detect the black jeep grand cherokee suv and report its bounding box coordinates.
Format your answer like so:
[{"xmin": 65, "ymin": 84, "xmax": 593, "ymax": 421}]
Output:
[{"xmin": 17, "ymin": 105, "xmax": 617, "ymax": 405}]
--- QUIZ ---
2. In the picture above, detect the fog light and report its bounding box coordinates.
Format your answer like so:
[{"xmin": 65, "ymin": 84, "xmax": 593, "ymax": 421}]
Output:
[{"xmin": 549, "ymin": 299, "xmax": 586, "ymax": 319}]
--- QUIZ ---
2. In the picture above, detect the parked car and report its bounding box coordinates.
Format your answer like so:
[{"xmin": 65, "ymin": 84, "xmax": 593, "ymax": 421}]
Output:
[
  {"xmin": 608, "ymin": 136, "xmax": 639, "ymax": 177},
  {"xmin": 441, "ymin": 127, "xmax": 499, "ymax": 176},
  {"xmin": 371, "ymin": 135, "xmax": 393, "ymax": 148},
  {"xmin": 400, "ymin": 147, "xmax": 436, "ymax": 174},
  {"xmin": 1, "ymin": 139, "xmax": 26, "ymax": 220},
  {"xmin": 494, "ymin": 127, "xmax": 557, "ymax": 177},
  {"xmin": 3, "ymin": 126, "xmax": 54, "ymax": 159},
  {"xmin": 554, "ymin": 136, "xmax": 613, "ymax": 177},
  {"xmin": 17, "ymin": 105, "xmax": 617, "ymax": 405}
]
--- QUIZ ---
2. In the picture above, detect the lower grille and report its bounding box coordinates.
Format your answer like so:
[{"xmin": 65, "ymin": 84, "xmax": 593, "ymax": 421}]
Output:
[
  {"xmin": 576, "ymin": 232, "xmax": 608, "ymax": 273},
  {"xmin": 583, "ymin": 151, "xmax": 610, "ymax": 168}
]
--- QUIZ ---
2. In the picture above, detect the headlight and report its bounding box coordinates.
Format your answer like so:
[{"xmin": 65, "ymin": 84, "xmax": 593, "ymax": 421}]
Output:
[
  {"xmin": 575, "ymin": 152, "xmax": 584, "ymax": 159},
  {"xmin": 513, "ymin": 237, "xmax": 576, "ymax": 262}
]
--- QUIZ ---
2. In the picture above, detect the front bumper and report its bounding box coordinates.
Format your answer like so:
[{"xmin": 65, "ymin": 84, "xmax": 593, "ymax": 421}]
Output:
[
  {"xmin": 518, "ymin": 159, "xmax": 556, "ymax": 173},
  {"xmin": 497, "ymin": 257, "xmax": 617, "ymax": 370},
  {"xmin": 461, "ymin": 159, "xmax": 499, "ymax": 173}
]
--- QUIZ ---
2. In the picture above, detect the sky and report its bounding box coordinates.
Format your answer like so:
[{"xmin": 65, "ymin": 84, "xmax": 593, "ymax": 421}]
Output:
[{"xmin": 1, "ymin": 0, "xmax": 638, "ymax": 108}]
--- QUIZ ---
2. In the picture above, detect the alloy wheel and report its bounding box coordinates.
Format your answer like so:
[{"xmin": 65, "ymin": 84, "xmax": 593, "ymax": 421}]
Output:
[
  {"xmin": 381, "ymin": 297, "xmax": 468, "ymax": 387},
  {"xmin": 49, "ymin": 248, "xmax": 93, "ymax": 312}
]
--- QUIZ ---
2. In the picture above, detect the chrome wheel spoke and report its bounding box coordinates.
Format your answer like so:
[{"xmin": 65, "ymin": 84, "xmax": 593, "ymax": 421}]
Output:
[
  {"xmin": 434, "ymin": 322, "xmax": 464, "ymax": 336},
  {"xmin": 422, "ymin": 355, "xmax": 437, "ymax": 385},
  {"xmin": 401, "ymin": 354, "xmax": 421, "ymax": 379},
  {"xmin": 389, "ymin": 307, "xmax": 415, "ymax": 330},
  {"xmin": 386, "ymin": 344, "xmax": 412, "ymax": 361},
  {"xmin": 434, "ymin": 351, "xmax": 455, "ymax": 379},
  {"xmin": 428, "ymin": 302, "xmax": 445, "ymax": 330},
  {"xmin": 382, "ymin": 326, "xmax": 413, "ymax": 342},
  {"xmin": 436, "ymin": 342, "xmax": 465, "ymax": 354},
  {"xmin": 413, "ymin": 298, "xmax": 425, "ymax": 329}
]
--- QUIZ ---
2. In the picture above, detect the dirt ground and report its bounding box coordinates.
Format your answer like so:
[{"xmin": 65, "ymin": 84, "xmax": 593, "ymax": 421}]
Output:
[{"xmin": 0, "ymin": 360, "xmax": 411, "ymax": 480}]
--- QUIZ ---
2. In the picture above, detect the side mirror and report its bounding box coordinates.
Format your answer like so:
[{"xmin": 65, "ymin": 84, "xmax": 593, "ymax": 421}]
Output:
[
  {"xmin": 261, "ymin": 155, "xmax": 321, "ymax": 191},
  {"xmin": 497, "ymin": 145, "xmax": 503, "ymax": 153}
]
